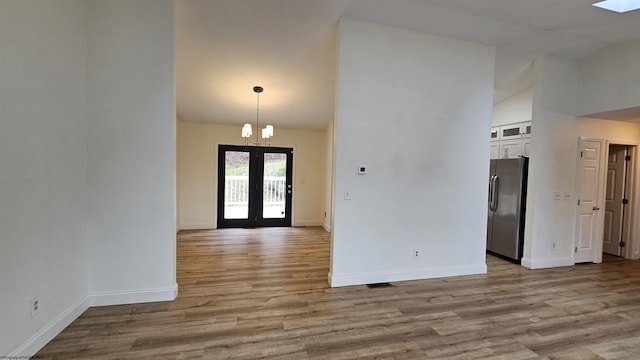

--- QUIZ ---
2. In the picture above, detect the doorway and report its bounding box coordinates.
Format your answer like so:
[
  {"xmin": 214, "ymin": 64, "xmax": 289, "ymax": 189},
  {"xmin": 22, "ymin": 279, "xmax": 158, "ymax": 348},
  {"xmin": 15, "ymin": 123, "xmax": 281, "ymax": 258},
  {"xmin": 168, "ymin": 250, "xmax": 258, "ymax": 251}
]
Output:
[
  {"xmin": 217, "ymin": 145, "xmax": 293, "ymax": 228},
  {"xmin": 603, "ymin": 145, "xmax": 633, "ymax": 257}
]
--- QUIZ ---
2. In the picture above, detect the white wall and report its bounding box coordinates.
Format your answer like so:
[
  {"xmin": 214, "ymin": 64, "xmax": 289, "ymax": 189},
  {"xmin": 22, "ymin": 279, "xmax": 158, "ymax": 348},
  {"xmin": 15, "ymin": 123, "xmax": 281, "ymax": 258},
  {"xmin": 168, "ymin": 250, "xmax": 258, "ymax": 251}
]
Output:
[
  {"xmin": 578, "ymin": 41, "xmax": 640, "ymax": 117},
  {"xmin": 177, "ymin": 122, "xmax": 327, "ymax": 229},
  {"xmin": 86, "ymin": 0, "xmax": 176, "ymax": 301},
  {"xmin": 0, "ymin": 0, "xmax": 89, "ymax": 355},
  {"xmin": 523, "ymin": 54, "xmax": 640, "ymax": 269},
  {"xmin": 330, "ymin": 19, "xmax": 495, "ymax": 287},
  {"xmin": 2, "ymin": 1, "xmax": 177, "ymax": 355},
  {"xmin": 492, "ymin": 87, "xmax": 533, "ymax": 127}
]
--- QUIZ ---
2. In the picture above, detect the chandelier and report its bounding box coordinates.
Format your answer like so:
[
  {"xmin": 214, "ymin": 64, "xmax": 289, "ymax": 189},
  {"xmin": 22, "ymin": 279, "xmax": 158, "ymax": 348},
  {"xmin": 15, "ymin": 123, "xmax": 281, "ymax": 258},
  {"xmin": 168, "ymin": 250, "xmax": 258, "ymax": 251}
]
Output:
[{"xmin": 241, "ymin": 86, "xmax": 273, "ymax": 146}]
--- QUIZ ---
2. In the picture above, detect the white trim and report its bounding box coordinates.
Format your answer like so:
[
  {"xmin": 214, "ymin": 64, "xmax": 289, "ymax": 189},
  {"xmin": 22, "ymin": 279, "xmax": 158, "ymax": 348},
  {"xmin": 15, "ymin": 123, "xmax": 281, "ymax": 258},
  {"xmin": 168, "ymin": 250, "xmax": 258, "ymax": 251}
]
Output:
[
  {"xmin": 521, "ymin": 256, "xmax": 574, "ymax": 269},
  {"xmin": 328, "ymin": 264, "xmax": 487, "ymax": 287},
  {"xmin": 293, "ymin": 220, "xmax": 322, "ymax": 227},
  {"xmin": 178, "ymin": 223, "xmax": 216, "ymax": 231},
  {"xmin": 605, "ymin": 141, "xmax": 640, "ymax": 261},
  {"xmin": 322, "ymin": 221, "xmax": 331, "ymax": 233},
  {"xmin": 89, "ymin": 283, "xmax": 178, "ymax": 307},
  {"xmin": 9, "ymin": 296, "xmax": 90, "ymax": 358},
  {"xmin": 9, "ymin": 283, "xmax": 179, "ymax": 357}
]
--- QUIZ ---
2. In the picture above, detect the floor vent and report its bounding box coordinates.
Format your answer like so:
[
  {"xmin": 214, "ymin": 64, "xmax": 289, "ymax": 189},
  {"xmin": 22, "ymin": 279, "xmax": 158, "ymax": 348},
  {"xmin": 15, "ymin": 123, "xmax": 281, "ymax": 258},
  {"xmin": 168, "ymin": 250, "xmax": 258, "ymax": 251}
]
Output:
[{"xmin": 366, "ymin": 282, "xmax": 392, "ymax": 288}]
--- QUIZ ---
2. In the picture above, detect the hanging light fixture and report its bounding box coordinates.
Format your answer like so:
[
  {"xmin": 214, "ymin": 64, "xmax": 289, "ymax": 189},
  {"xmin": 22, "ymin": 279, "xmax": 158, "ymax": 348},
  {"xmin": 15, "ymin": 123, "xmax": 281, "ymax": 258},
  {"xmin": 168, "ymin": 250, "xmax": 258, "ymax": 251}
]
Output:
[{"xmin": 241, "ymin": 85, "xmax": 274, "ymax": 146}]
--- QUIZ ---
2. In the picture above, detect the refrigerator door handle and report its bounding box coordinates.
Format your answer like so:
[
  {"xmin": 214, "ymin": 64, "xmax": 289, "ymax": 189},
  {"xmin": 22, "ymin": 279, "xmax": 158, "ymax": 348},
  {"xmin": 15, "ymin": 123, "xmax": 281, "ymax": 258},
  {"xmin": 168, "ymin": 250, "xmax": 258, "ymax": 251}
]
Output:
[
  {"xmin": 488, "ymin": 175, "xmax": 494, "ymax": 208},
  {"xmin": 489, "ymin": 175, "xmax": 495, "ymax": 211},
  {"xmin": 491, "ymin": 176, "xmax": 499, "ymax": 211}
]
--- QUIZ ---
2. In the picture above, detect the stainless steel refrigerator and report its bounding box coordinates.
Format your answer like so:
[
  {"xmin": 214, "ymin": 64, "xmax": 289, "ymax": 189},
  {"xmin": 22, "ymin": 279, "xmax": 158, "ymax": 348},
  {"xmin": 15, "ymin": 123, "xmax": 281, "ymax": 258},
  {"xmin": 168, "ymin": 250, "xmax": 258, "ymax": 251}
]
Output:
[{"xmin": 487, "ymin": 157, "xmax": 528, "ymax": 262}]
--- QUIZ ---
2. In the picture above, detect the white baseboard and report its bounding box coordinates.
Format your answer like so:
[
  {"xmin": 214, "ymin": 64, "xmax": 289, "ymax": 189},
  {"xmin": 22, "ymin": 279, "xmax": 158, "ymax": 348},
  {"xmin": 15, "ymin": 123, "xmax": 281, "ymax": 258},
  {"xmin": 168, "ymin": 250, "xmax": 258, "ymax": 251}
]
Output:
[
  {"xmin": 521, "ymin": 257, "xmax": 573, "ymax": 269},
  {"xmin": 9, "ymin": 283, "xmax": 179, "ymax": 357},
  {"xmin": 321, "ymin": 221, "xmax": 331, "ymax": 233},
  {"xmin": 90, "ymin": 283, "xmax": 178, "ymax": 307},
  {"xmin": 10, "ymin": 295, "xmax": 90, "ymax": 358},
  {"xmin": 178, "ymin": 224, "xmax": 216, "ymax": 231},
  {"xmin": 293, "ymin": 220, "xmax": 322, "ymax": 227},
  {"xmin": 328, "ymin": 263, "xmax": 487, "ymax": 287}
]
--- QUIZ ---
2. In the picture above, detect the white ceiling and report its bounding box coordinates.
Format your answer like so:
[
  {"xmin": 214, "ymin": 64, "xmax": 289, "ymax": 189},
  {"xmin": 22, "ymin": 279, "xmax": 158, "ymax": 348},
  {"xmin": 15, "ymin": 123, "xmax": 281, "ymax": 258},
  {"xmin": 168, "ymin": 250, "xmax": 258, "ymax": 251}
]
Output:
[{"xmin": 175, "ymin": 0, "xmax": 640, "ymax": 129}]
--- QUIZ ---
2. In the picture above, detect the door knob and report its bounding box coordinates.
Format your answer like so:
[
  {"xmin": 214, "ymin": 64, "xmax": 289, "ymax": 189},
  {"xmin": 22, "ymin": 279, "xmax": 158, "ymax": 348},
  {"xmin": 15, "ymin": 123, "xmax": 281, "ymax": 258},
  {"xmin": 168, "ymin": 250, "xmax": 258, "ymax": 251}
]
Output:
[{"xmin": 593, "ymin": 206, "xmax": 600, "ymax": 211}]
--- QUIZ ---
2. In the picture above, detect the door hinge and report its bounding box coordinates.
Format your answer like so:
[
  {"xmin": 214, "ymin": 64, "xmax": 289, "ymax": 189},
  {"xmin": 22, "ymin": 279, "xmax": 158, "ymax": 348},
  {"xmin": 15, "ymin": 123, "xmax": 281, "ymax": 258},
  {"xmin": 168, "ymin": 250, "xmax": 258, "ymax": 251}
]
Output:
[
  {"xmin": 620, "ymin": 241, "xmax": 626, "ymax": 247},
  {"xmin": 623, "ymin": 198, "xmax": 629, "ymax": 205},
  {"xmin": 625, "ymin": 155, "xmax": 631, "ymax": 161},
  {"xmin": 577, "ymin": 199, "xmax": 581, "ymax": 205},
  {"xmin": 580, "ymin": 151, "xmax": 584, "ymax": 158},
  {"xmin": 575, "ymin": 247, "xmax": 578, "ymax": 253}
]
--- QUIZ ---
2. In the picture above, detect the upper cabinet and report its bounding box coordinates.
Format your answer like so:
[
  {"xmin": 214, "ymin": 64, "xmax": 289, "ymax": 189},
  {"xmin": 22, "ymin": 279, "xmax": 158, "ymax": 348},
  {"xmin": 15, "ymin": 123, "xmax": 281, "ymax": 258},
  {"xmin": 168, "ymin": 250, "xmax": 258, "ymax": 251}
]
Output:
[
  {"xmin": 500, "ymin": 121, "xmax": 531, "ymax": 140},
  {"xmin": 490, "ymin": 121, "xmax": 531, "ymax": 159},
  {"xmin": 490, "ymin": 127, "xmax": 500, "ymax": 141}
]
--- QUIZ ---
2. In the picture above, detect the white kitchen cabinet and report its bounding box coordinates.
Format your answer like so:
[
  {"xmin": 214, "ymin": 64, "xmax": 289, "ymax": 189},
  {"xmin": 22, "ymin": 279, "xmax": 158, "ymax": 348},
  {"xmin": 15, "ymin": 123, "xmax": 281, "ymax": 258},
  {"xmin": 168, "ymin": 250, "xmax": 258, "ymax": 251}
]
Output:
[
  {"xmin": 490, "ymin": 127, "xmax": 500, "ymax": 141},
  {"xmin": 499, "ymin": 138, "xmax": 530, "ymax": 158},
  {"xmin": 490, "ymin": 121, "xmax": 531, "ymax": 159},
  {"xmin": 499, "ymin": 140, "xmax": 522, "ymax": 158},
  {"xmin": 500, "ymin": 121, "xmax": 531, "ymax": 140},
  {"xmin": 523, "ymin": 139, "xmax": 531, "ymax": 157},
  {"xmin": 490, "ymin": 142, "xmax": 500, "ymax": 159},
  {"xmin": 523, "ymin": 123, "xmax": 531, "ymax": 138}
]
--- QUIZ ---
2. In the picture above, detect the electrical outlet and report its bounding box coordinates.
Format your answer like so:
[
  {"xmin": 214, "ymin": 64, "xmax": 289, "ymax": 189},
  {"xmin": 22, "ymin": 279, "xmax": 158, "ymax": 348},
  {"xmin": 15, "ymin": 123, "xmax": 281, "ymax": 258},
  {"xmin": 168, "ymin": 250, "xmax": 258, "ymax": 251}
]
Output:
[
  {"xmin": 30, "ymin": 296, "xmax": 41, "ymax": 317},
  {"xmin": 551, "ymin": 242, "xmax": 557, "ymax": 250},
  {"xmin": 413, "ymin": 249, "xmax": 420, "ymax": 258}
]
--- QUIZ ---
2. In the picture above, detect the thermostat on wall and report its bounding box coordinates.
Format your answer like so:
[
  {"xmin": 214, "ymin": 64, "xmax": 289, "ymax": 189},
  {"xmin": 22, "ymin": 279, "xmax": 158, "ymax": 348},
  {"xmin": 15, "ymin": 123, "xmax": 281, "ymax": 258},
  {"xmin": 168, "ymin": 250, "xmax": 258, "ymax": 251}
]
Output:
[{"xmin": 357, "ymin": 164, "xmax": 367, "ymax": 175}]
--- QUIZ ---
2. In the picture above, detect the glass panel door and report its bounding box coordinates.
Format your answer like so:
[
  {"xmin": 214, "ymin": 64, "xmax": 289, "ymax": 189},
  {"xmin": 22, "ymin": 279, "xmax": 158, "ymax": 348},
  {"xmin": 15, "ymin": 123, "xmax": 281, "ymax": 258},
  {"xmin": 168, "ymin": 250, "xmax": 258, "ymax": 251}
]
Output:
[
  {"xmin": 218, "ymin": 146, "xmax": 255, "ymax": 228},
  {"xmin": 224, "ymin": 151, "xmax": 250, "ymax": 219},
  {"xmin": 218, "ymin": 145, "xmax": 292, "ymax": 228},
  {"xmin": 256, "ymin": 148, "xmax": 292, "ymax": 227},
  {"xmin": 262, "ymin": 152, "xmax": 287, "ymax": 219}
]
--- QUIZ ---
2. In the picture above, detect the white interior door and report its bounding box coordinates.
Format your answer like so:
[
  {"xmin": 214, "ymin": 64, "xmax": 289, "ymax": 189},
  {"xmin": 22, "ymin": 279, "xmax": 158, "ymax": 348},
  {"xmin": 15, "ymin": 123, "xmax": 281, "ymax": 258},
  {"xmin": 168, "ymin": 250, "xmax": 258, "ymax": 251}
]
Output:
[
  {"xmin": 575, "ymin": 139, "xmax": 603, "ymax": 263},
  {"xmin": 603, "ymin": 145, "xmax": 627, "ymax": 256}
]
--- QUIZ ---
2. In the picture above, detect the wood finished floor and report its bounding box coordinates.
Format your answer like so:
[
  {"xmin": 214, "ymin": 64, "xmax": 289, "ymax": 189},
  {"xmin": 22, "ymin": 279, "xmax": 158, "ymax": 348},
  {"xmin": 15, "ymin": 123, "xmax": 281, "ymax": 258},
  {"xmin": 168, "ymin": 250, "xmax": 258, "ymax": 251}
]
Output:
[{"xmin": 37, "ymin": 227, "xmax": 640, "ymax": 359}]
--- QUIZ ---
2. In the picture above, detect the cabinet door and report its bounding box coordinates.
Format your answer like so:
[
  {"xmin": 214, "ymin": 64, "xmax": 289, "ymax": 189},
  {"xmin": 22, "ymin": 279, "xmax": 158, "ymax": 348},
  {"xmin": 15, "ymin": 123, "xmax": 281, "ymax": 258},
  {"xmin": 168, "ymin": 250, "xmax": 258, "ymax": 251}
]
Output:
[
  {"xmin": 500, "ymin": 124, "xmax": 523, "ymax": 140},
  {"xmin": 522, "ymin": 122, "xmax": 532, "ymax": 138},
  {"xmin": 499, "ymin": 139, "xmax": 523, "ymax": 158},
  {"xmin": 490, "ymin": 142, "xmax": 500, "ymax": 159},
  {"xmin": 500, "ymin": 122, "xmax": 532, "ymax": 140},
  {"xmin": 490, "ymin": 127, "xmax": 500, "ymax": 141},
  {"xmin": 523, "ymin": 140, "xmax": 531, "ymax": 157}
]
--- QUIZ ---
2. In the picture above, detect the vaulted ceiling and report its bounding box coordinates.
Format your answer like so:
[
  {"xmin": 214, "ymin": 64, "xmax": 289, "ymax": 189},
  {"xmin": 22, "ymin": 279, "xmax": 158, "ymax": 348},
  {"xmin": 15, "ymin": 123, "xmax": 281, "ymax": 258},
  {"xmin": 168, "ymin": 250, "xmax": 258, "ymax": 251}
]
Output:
[{"xmin": 176, "ymin": 0, "xmax": 640, "ymax": 129}]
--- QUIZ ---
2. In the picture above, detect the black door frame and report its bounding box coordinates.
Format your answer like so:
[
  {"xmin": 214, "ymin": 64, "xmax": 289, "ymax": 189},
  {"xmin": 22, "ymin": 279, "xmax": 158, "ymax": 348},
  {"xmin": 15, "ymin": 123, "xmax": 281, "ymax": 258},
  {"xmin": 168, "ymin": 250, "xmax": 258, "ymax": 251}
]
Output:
[{"xmin": 217, "ymin": 145, "xmax": 293, "ymax": 228}]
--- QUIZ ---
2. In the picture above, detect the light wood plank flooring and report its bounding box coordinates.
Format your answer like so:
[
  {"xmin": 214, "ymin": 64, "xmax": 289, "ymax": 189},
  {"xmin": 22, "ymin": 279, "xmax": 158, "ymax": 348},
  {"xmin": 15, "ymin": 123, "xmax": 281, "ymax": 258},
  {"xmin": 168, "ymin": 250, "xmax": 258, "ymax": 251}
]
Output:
[{"xmin": 37, "ymin": 227, "xmax": 640, "ymax": 359}]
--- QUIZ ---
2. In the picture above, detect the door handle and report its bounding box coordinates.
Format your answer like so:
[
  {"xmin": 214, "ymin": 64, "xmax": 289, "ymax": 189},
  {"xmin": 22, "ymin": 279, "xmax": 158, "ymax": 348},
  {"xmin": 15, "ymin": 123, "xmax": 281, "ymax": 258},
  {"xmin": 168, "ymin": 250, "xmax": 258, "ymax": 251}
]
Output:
[
  {"xmin": 491, "ymin": 176, "xmax": 499, "ymax": 211},
  {"xmin": 488, "ymin": 176, "xmax": 493, "ymax": 206},
  {"xmin": 489, "ymin": 176, "xmax": 494, "ymax": 211},
  {"xmin": 593, "ymin": 206, "xmax": 600, "ymax": 211}
]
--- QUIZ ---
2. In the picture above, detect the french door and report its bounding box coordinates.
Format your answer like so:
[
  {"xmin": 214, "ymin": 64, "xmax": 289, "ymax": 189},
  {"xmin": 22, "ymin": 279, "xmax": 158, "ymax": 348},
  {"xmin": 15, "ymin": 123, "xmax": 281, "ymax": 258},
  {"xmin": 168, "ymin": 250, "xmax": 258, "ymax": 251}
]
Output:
[{"xmin": 217, "ymin": 145, "xmax": 293, "ymax": 228}]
